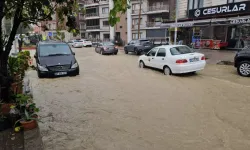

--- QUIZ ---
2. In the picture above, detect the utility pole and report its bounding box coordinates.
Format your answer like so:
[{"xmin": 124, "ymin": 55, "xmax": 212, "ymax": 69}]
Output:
[
  {"xmin": 174, "ymin": 0, "xmax": 178, "ymax": 45},
  {"xmin": 137, "ymin": 0, "xmax": 142, "ymax": 39}
]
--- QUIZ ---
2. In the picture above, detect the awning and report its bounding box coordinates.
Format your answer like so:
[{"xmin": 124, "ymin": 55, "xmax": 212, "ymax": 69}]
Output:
[{"xmin": 160, "ymin": 16, "xmax": 250, "ymax": 28}]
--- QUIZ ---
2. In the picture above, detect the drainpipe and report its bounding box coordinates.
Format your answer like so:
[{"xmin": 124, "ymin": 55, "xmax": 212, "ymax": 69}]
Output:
[
  {"xmin": 127, "ymin": 0, "xmax": 132, "ymax": 42},
  {"xmin": 174, "ymin": 0, "xmax": 178, "ymax": 45},
  {"xmin": 109, "ymin": 0, "xmax": 115, "ymax": 42}
]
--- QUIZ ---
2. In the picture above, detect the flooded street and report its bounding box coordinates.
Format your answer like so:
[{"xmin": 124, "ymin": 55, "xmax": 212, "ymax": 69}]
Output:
[{"xmin": 28, "ymin": 47, "xmax": 250, "ymax": 150}]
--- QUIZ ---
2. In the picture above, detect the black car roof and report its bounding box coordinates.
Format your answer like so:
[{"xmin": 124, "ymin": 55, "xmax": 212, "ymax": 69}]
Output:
[{"xmin": 38, "ymin": 41, "xmax": 67, "ymax": 45}]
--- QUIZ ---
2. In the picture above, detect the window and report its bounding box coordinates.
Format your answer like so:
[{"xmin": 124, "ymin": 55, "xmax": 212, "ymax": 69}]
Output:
[
  {"xmin": 148, "ymin": 48, "xmax": 158, "ymax": 56},
  {"xmin": 156, "ymin": 48, "xmax": 166, "ymax": 57},
  {"xmin": 227, "ymin": 0, "xmax": 234, "ymax": 3},
  {"xmin": 39, "ymin": 44, "xmax": 72, "ymax": 57},
  {"xmin": 132, "ymin": 33, "xmax": 142, "ymax": 39},
  {"xmin": 170, "ymin": 46, "xmax": 194, "ymax": 55},
  {"xmin": 103, "ymin": 21, "xmax": 109, "ymax": 26},
  {"xmin": 132, "ymin": 18, "xmax": 142, "ymax": 25},
  {"xmin": 132, "ymin": 4, "xmax": 139, "ymax": 11},
  {"xmin": 188, "ymin": 0, "xmax": 203, "ymax": 10},
  {"xmin": 102, "ymin": 7, "xmax": 109, "ymax": 14}
]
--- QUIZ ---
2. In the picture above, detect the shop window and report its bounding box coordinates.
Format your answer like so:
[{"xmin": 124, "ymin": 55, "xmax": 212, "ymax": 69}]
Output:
[{"xmin": 188, "ymin": 0, "xmax": 203, "ymax": 10}]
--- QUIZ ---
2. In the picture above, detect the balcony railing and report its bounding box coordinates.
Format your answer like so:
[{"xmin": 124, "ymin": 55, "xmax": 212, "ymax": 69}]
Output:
[
  {"xmin": 148, "ymin": 5, "xmax": 169, "ymax": 12},
  {"xmin": 86, "ymin": 25, "xmax": 100, "ymax": 30},
  {"xmin": 85, "ymin": 13, "xmax": 99, "ymax": 18},
  {"xmin": 146, "ymin": 22, "xmax": 162, "ymax": 27}
]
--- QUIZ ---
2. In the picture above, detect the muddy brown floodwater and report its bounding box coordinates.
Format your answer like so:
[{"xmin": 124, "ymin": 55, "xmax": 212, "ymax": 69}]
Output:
[{"xmin": 28, "ymin": 47, "xmax": 250, "ymax": 150}]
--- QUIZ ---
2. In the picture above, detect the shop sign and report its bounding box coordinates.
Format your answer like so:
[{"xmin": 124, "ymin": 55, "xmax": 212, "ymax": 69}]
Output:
[
  {"xmin": 189, "ymin": 1, "xmax": 250, "ymax": 18},
  {"xmin": 170, "ymin": 23, "xmax": 194, "ymax": 27},
  {"xmin": 230, "ymin": 18, "xmax": 250, "ymax": 24}
]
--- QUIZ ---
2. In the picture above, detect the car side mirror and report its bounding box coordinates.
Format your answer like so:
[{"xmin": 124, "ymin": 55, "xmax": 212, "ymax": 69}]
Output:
[{"xmin": 72, "ymin": 52, "xmax": 75, "ymax": 55}]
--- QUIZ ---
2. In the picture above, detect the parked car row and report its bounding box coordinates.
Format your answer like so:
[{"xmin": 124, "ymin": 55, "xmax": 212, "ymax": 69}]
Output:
[{"xmin": 68, "ymin": 39, "xmax": 92, "ymax": 48}]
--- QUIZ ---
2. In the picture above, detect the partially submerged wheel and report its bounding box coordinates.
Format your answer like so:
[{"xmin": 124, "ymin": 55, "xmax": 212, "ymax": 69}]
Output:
[
  {"xmin": 139, "ymin": 61, "xmax": 145, "ymax": 68},
  {"xmin": 163, "ymin": 66, "xmax": 172, "ymax": 75},
  {"xmin": 237, "ymin": 61, "xmax": 250, "ymax": 77}
]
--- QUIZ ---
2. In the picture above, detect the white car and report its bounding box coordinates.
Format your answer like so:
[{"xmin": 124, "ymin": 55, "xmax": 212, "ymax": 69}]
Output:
[
  {"xmin": 67, "ymin": 40, "xmax": 74, "ymax": 47},
  {"xmin": 72, "ymin": 40, "xmax": 83, "ymax": 48},
  {"xmin": 81, "ymin": 39, "xmax": 92, "ymax": 47},
  {"xmin": 138, "ymin": 45, "xmax": 206, "ymax": 75}
]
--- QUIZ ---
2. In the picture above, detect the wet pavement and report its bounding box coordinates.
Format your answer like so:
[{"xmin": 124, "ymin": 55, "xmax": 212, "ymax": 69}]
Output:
[
  {"xmin": 0, "ymin": 129, "xmax": 24, "ymax": 150},
  {"xmin": 28, "ymin": 47, "xmax": 250, "ymax": 150}
]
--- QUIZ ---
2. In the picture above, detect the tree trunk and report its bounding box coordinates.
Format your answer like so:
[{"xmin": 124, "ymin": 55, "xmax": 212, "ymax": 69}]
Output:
[{"xmin": 0, "ymin": 4, "xmax": 22, "ymax": 102}]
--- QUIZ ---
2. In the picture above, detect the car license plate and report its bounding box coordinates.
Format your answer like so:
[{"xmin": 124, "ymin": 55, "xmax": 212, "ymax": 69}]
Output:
[
  {"xmin": 55, "ymin": 72, "xmax": 67, "ymax": 76},
  {"xmin": 189, "ymin": 57, "xmax": 199, "ymax": 62}
]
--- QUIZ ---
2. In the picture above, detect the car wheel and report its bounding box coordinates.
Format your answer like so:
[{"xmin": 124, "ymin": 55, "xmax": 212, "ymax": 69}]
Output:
[
  {"xmin": 114, "ymin": 52, "xmax": 118, "ymax": 55},
  {"xmin": 139, "ymin": 61, "xmax": 145, "ymax": 68},
  {"xmin": 237, "ymin": 61, "xmax": 250, "ymax": 77},
  {"xmin": 163, "ymin": 66, "xmax": 172, "ymax": 76},
  {"xmin": 37, "ymin": 71, "xmax": 44, "ymax": 78},
  {"xmin": 124, "ymin": 48, "xmax": 128, "ymax": 54}
]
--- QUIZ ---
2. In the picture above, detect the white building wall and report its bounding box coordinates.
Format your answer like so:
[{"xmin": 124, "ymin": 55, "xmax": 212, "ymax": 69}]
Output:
[
  {"xmin": 178, "ymin": 0, "xmax": 188, "ymax": 19},
  {"xmin": 212, "ymin": 0, "xmax": 227, "ymax": 6},
  {"xmin": 204, "ymin": 0, "xmax": 212, "ymax": 7}
]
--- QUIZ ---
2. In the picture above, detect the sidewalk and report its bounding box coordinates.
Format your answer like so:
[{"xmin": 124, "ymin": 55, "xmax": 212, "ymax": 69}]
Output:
[
  {"xmin": 196, "ymin": 49, "xmax": 236, "ymax": 64},
  {"xmin": 118, "ymin": 47, "xmax": 236, "ymax": 65},
  {"xmin": 0, "ymin": 129, "xmax": 24, "ymax": 150}
]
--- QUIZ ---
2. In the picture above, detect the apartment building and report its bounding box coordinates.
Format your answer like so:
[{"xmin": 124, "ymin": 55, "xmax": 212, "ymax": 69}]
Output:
[
  {"xmin": 129, "ymin": 0, "xmax": 176, "ymax": 41},
  {"xmin": 78, "ymin": 0, "xmax": 117, "ymax": 42},
  {"xmin": 161, "ymin": 0, "xmax": 250, "ymax": 49},
  {"xmin": 40, "ymin": 13, "xmax": 74, "ymax": 42}
]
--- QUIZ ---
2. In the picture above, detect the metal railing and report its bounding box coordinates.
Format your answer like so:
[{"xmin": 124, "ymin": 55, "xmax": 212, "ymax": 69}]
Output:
[
  {"xmin": 85, "ymin": 13, "xmax": 99, "ymax": 18},
  {"xmin": 148, "ymin": 5, "xmax": 169, "ymax": 12},
  {"xmin": 146, "ymin": 22, "xmax": 162, "ymax": 27},
  {"xmin": 86, "ymin": 25, "xmax": 100, "ymax": 30}
]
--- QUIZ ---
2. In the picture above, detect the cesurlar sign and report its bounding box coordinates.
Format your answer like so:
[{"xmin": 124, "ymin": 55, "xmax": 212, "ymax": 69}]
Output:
[{"xmin": 189, "ymin": 2, "xmax": 250, "ymax": 18}]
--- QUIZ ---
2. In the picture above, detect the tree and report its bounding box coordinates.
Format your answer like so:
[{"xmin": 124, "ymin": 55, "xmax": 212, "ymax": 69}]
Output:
[
  {"xmin": 0, "ymin": 0, "xmax": 80, "ymax": 101},
  {"xmin": 109, "ymin": 0, "xmax": 130, "ymax": 27}
]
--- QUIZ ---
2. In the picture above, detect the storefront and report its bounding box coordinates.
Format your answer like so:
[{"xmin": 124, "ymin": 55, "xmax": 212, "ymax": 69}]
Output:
[
  {"xmin": 188, "ymin": 1, "xmax": 250, "ymax": 49},
  {"xmin": 161, "ymin": 1, "xmax": 250, "ymax": 49}
]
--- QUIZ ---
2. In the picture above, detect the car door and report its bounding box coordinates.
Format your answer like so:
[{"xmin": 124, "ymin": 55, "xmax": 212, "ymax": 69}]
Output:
[
  {"xmin": 154, "ymin": 48, "xmax": 167, "ymax": 69},
  {"xmin": 127, "ymin": 40, "xmax": 135, "ymax": 52},
  {"xmin": 144, "ymin": 48, "xmax": 158, "ymax": 67}
]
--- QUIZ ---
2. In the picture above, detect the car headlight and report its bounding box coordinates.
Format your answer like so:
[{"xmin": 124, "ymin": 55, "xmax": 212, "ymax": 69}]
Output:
[
  {"xmin": 71, "ymin": 62, "xmax": 78, "ymax": 69},
  {"xmin": 37, "ymin": 64, "xmax": 48, "ymax": 71}
]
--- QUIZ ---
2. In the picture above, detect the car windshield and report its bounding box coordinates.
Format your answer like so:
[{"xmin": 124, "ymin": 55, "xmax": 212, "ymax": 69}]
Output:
[
  {"xmin": 103, "ymin": 42, "xmax": 114, "ymax": 46},
  {"xmin": 75, "ymin": 40, "xmax": 83, "ymax": 43},
  {"xmin": 170, "ymin": 46, "xmax": 195, "ymax": 55},
  {"xmin": 39, "ymin": 44, "xmax": 72, "ymax": 57},
  {"xmin": 140, "ymin": 40, "xmax": 149, "ymax": 43}
]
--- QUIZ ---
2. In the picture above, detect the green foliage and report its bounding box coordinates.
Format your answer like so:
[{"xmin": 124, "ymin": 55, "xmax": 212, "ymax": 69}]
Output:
[
  {"xmin": 8, "ymin": 51, "xmax": 31, "ymax": 81},
  {"xmin": 109, "ymin": 0, "xmax": 130, "ymax": 26}
]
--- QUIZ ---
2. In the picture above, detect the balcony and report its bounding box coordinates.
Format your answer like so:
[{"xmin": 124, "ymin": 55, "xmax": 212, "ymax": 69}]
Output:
[
  {"xmin": 86, "ymin": 25, "xmax": 100, "ymax": 30},
  {"xmin": 146, "ymin": 22, "xmax": 162, "ymax": 27},
  {"xmin": 85, "ymin": 13, "xmax": 99, "ymax": 18},
  {"xmin": 148, "ymin": 5, "xmax": 169, "ymax": 12}
]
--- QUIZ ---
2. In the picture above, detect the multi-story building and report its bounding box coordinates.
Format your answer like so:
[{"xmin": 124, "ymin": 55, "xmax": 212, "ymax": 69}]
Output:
[
  {"xmin": 128, "ymin": 0, "xmax": 175, "ymax": 41},
  {"xmin": 160, "ymin": 0, "xmax": 250, "ymax": 49},
  {"xmin": 78, "ymin": 0, "xmax": 117, "ymax": 42}
]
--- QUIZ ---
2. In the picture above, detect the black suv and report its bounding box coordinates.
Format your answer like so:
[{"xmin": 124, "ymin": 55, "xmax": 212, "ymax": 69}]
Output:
[
  {"xmin": 124, "ymin": 39, "xmax": 154, "ymax": 55},
  {"xmin": 34, "ymin": 41, "xmax": 80, "ymax": 78},
  {"xmin": 234, "ymin": 47, "xmax": 250, "ymax": 77}
]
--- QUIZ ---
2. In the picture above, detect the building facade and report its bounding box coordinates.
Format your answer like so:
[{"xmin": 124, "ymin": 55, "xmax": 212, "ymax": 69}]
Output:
[
  {"xmin": 78, "ymin": 0, "xmax": 117, "ymax": 42},
  {"xmin": 160, "ymin": 0, "xmax": 250, "ymax": 49},
  {"xmin": 129, "ymin": 0, "xmax": 175, "ymax": 42}
]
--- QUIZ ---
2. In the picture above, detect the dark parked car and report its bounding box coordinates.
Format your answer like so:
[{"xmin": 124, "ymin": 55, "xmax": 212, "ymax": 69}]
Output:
[
  {"xmin": 124, "ymin": 39, "xmax": 154, "ymax": 55},
  {"xmin": 234, "ymin": 47, "xmax": 250, "ymax": 77},
  {"xmin": 34, "ymin": 41, "xmax": 79, "ymax": 78},
  {"xmin": 95, "ymin": 42, "xmax": 118, "ymax": 55}
]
